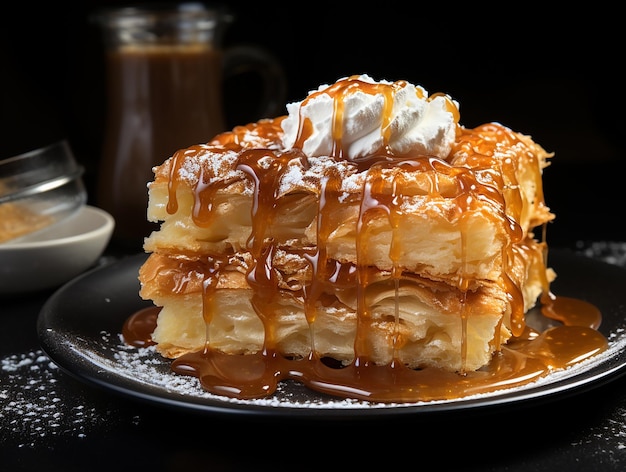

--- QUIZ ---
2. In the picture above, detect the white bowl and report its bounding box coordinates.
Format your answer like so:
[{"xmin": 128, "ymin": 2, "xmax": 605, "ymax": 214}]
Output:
[{"xmin": 0, "ymin": 205, "xmax": 115, "ymax": 295}]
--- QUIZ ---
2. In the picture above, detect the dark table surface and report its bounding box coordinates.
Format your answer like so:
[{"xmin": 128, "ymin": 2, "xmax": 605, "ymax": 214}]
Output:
[{"xmin": 3, "ymin": 240, "xmax": 626, "ymax": 472}]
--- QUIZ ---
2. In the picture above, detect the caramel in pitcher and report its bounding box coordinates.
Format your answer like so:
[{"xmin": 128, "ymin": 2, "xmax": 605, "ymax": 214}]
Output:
[{"xmin": 98, "ymin": 43, "xmax": 226, "ymax": 246}]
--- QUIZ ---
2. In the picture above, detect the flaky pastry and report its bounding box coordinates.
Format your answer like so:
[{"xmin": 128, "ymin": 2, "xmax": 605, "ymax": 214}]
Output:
[{"xmin": 139, "ymin": 75, "xmax": 555, "ymax": 378}]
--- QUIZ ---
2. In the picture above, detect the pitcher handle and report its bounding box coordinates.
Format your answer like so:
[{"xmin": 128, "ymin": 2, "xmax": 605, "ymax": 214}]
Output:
[{"xmin": 222, "ymin": 45, "xmax": 288, "ymax": 126}]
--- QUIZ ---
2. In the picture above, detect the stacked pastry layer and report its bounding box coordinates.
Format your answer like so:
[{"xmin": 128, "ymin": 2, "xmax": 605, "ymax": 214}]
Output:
[{"xmin": 139, "ymin": 77, "xmax": 555, "ymax": 373}]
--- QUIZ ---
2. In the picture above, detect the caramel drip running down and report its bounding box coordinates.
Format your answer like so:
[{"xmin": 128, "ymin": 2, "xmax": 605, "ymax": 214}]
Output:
[{"xmin": 127, "ymin": 77, "xmax": 608, "ymax": 403}]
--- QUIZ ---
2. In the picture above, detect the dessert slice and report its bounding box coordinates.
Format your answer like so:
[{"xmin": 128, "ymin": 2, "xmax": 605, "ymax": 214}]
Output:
[{"xmin": 139, "ymin": 75, "xmax": 555, "ymax": 380}]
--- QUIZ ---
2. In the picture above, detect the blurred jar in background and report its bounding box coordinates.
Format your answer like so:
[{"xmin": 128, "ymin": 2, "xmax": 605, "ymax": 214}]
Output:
[{"xmin": 93, "ymin": 2, "xmax": 286, "ymax": 250}]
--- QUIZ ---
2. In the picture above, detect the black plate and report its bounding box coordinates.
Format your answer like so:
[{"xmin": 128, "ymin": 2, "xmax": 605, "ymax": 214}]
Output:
[{"xmin": 37, "ymin": 249, "xmax": 626, "ymax": 418}]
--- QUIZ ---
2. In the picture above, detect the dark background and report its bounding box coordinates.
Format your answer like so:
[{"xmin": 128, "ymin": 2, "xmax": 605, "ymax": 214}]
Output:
[{"xmin": 2, "ymin": 1, "xmax": 623, "ymax": 246}]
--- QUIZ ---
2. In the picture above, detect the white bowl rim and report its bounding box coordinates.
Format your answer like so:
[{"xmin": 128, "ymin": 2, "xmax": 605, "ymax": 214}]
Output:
[{"xmin": 0, "ymin": 205, "xmax": 115, "ymax": 250}]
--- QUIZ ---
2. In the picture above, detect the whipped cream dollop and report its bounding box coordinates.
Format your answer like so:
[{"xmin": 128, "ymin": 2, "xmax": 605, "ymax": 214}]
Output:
[{"xmin": 281, "ymin": 74, "xmax": 460, "ymax": 161}]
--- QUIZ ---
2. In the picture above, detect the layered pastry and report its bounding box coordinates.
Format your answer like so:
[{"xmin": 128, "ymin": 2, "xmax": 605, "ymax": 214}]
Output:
[{"xmin": 137, "ymin": 75, "xmax": 556, "ymax": 398}]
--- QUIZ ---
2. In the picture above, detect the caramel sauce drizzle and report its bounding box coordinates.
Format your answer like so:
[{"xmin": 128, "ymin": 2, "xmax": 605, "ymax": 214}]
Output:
[{"xmin": 126, "ymin": 78, "xmax": 608, "ymax": 403}]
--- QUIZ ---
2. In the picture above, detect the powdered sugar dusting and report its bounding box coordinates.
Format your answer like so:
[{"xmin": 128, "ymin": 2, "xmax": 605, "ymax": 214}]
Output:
[
  {"xmin": 570, "ymin": 407, "xmax": 626, "ymax": 465},
  {"xmin": 1, "ymin": 350, "xmax": 138, "ymax": 448},
  {"xmin": 107, "ymin": 333, "xmax": 373, "ymax": 409},
  {"xmin": 576, "ymin": 241, "xmax": 626, "ymax": 268},
  {"xmin": 176, "ymin": 146, "xmax": 246, "ymax": 188}
]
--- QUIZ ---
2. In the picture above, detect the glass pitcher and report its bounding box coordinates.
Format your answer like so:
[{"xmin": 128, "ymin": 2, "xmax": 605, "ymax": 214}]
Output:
[{"xmin": 93, "ymin": 3, "xmax": 286, "ymax": 249}]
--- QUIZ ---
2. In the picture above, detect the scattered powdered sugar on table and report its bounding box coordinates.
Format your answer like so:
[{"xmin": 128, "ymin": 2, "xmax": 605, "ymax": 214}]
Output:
[
  {"xmin": 565, "ymin": 242, "xmax": 626, "ymax": 465},
  {"xmin": 0, "ymin": 350, "xmax": 138, "ymax": 448},
  {"xmin": 576, "ymin": 240, "xmax": 626, "ymax": 268},
  {"xmin": 570, "ymin": 405, "xmax": 626, "ymax": 465}
]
